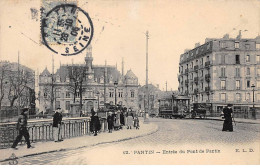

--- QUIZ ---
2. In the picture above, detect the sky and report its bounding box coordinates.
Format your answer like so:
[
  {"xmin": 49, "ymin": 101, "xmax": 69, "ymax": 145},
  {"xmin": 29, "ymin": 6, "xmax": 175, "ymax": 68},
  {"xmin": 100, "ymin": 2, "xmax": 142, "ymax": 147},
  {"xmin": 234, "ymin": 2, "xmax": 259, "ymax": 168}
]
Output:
[{"xmin": 0, "ymin": 0, "xmax": 260, "ymax": 91}]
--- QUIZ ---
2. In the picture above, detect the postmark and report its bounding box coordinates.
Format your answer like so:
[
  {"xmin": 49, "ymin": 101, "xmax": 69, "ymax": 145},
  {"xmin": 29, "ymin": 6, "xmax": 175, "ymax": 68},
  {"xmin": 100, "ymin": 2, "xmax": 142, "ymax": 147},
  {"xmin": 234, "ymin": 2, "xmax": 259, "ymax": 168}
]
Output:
[{"xmin": 41, "ymin": 4, "xmax": 94, "ymax": 56}]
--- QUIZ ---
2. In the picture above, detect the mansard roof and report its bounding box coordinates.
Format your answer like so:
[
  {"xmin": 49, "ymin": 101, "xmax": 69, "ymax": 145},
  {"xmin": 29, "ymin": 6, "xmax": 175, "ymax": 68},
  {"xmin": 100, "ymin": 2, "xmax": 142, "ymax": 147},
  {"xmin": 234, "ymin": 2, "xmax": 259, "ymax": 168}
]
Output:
[
  {"xmin": 125, "ymin": 69, "xmax": 137, "ymax": 79},
  {"xmin": 40, "ymin": 67, "xmax": 51, "ymax": 76}
]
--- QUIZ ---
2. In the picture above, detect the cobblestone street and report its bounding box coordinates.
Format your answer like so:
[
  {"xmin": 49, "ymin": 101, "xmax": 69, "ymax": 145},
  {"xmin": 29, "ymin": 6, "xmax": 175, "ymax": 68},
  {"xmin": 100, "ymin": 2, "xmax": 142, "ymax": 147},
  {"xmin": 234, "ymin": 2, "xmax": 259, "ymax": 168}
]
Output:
[{"xmin": 6, "ymin": 118, "xmax": 259, "ymax": 165}]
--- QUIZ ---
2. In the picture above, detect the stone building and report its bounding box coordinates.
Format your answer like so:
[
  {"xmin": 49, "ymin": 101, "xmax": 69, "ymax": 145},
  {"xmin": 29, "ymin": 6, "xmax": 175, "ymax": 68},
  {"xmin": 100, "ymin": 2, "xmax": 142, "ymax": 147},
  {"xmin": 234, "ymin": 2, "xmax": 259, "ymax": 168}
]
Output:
[
  {"xmin": 178, "ymin": 33, "xmax": 260, "ymax": 118},
  {"xmin": 38, "ymin": 46, "xmax": 139, "ymax": 116}
]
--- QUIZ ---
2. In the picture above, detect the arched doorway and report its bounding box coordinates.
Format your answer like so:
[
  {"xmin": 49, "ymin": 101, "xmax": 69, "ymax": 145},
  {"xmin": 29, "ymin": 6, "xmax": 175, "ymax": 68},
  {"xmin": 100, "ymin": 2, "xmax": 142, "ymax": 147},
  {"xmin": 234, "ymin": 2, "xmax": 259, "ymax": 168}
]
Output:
[{"xmin": 86, "ymin": 101, "xmax": 94, "ymax": 113}]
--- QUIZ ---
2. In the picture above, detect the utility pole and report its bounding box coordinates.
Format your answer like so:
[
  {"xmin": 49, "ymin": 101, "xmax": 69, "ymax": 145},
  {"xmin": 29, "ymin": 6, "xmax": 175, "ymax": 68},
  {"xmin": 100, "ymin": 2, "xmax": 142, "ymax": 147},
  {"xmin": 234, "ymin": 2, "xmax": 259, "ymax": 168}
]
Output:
[
  {"xmin": 50, "ymin": 55, "xmax": 55, "ymax": 113},
  {"xmin": 18, "ymin": 51, "xmax": 20, "ymax": 115},
  {"xmin": 144, "ymin": 30, "xmax": 149, "ymax": 122}
]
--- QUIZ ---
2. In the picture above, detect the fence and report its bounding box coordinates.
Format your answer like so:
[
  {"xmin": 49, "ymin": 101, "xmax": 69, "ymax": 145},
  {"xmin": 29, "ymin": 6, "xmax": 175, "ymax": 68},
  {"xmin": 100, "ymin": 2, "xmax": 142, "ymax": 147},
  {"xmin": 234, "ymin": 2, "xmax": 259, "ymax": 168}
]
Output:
[{"xmin": 0, "ymin": 117, "xmax": 108, "ymax": 149}]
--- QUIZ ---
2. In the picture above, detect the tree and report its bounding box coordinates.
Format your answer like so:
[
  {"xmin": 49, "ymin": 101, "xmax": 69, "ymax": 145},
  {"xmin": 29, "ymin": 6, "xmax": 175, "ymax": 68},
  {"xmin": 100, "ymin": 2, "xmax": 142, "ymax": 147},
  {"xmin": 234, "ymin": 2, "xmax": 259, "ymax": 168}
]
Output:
[
  {"xmin": 7, "ymin": 69, "xmax": 34, "ymax": 107},
  {"xmin": 67, "ymin": 66, "xmax": 86, "ymax": 111},
  {"xmin": 0, "ymin": 63, "xmax": 10, "ymax": 110}
]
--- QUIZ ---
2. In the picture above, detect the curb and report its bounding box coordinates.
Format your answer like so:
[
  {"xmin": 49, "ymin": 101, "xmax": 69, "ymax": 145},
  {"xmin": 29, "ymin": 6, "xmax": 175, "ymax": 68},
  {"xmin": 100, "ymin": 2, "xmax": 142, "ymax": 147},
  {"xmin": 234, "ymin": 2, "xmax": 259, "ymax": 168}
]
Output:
[
  {"xmin": 185, "ymin": 117, "xmax": 260, "ymax": 124},
  {"xmin": 0, "ymin": 123, "xmax": 159, "ymax": 163}
]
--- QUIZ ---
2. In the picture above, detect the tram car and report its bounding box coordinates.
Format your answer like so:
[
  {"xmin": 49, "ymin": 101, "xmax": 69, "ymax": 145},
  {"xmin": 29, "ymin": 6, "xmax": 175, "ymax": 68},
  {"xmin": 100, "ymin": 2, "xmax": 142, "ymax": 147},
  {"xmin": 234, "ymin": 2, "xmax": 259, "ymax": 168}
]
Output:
[{"xmin": 158, "ymin": 95, "xmax": 190, "ymax": 119}]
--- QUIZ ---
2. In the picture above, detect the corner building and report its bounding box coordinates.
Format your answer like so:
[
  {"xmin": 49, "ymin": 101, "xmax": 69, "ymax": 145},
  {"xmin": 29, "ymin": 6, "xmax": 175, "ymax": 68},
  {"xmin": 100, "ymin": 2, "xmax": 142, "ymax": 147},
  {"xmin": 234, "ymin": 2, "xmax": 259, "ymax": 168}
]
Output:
[{"xmin": 178, "ymin": 35, "xmax": 260, "ymax": 118}]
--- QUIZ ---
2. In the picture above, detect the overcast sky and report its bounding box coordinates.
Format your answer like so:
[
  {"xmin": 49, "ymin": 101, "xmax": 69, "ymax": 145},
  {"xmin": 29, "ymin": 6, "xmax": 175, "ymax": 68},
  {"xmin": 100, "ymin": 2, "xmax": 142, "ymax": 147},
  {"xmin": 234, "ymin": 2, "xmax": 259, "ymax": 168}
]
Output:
[{"xmin": 0, "ymin": 0, "xmax": 259, "ymax": 91}]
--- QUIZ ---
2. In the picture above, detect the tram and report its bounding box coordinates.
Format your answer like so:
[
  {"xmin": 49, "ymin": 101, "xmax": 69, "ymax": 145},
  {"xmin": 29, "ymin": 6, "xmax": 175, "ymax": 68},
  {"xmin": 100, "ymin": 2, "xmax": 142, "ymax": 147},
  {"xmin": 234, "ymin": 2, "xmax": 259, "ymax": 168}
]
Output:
[{"xmin": 158, "ymin": 95, "xmax": 190, "ymax": 119}]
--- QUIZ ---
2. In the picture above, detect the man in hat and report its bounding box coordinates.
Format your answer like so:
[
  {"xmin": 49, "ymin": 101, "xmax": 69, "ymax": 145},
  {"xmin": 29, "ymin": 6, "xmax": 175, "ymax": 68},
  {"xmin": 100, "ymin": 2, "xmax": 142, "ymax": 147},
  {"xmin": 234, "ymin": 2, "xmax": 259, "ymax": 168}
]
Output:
[
  {"xmin": 90, "ymin": 109, "xmax": 101, "ymax": 136},
  {"xmin": 53, "ymin": 107, "xmax": 62, "ymax": 142},
  {"xmin": 11, "ymin": 108, "xmax": 34, "ymax": 149},
  {"xmin": 107, "ymin": 112, "xmax": 114, "ymax": 133},
  {"xmin": 222, "ymin": 104, "xmax": 233, "ymax": 132}
]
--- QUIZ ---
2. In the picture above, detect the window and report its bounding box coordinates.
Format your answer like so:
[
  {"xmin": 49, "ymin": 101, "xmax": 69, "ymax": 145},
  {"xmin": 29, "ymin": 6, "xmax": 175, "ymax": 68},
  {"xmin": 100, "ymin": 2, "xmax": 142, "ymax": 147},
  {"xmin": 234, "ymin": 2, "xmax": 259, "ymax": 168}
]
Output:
[
  {"xmin": 44, "ymin": 92, "xmax": 48, "ymax": 99},
  {"xmin": 236, "ymin": 80, "xmax": 240, "ymax": 90},
  {"xmin": 236, "ymin": 55, "xmax": 240, "ymax": 64},
  {"xmin": 257, "ymin": 67, "xmax": 260, "ymax": 76},
  {"xmin": 56, "ymin": 89, "xmax": 60, "ymax": 98},
  {"xmin": 220, "ymin": 42, "xmax": 225, "ymax": 48},
  {"xmin": 221, "ymin": 80, "xmax": 226, "ymax": 90},
  {"xmin": 109, "ymin": 101, "xmax": 114, "ymax": 105},
  {"xmin": 257, "ymin": 55, "xmax": 260, "ymax": 63},
  {"xmin": 257, "ymin": 93, "xmax": 260, "ymax": 102},
  {"xmin": 220, "ymin": 93, "xmax": 226, "ymax": 102},
  {"xmin": 201, "ymin": 82, "xmax": 204, "ymax": 90},
  {"xmin": 131, "ymin": 91, "xmax": 135, "ymax": 98},
  {"xmin": 247, "ymin": 80, "xmax": 250, "ymax": 88},
  {"xmin": 55, "ymin": 101, "xmax": 60, "ymax": 109},
  {"xmin": 109, "ymin": 92, "xmax": 114, "ymax": 97},
  {"xmin": 246, "ymin": 55, "xmax": 250, "ymax": 62},
  {"xmin": 256, "ymin": 43, "xmax": 260, "ymax": 50},
  {"xmin": 235, "ymin": 42, "xmax": 239, "ymax": 49},
  {"xmin": 206, "ymin": 56, "xmax": 209, "ymax": 62},
  {"xmin": 201, "ymin": 58, "xmax": 203, "ymax": 65},
  {"xmin": 66, "ymin": 91, "xmax": 70, "ymax": 98},
  {"xmin": 246, "ymin": 93, "xmax": 250, "ymax": 101},
  {"xmin": 207, "ymin": 43, "xmax": 210, "ymax": 50},
  {"xmin": 221, "ymin": 67, "xmax": 226, "ymax": 77},
  {"xmin": 201, "ymin": 94, "xmax": 204, "ymax": 101},
  {"xmin": 76, "ymin": 91, "xmax": 80, "ymax": 98},
  {"xmin": 220, "ymin": 55, "xmax": 225, "ymax": 64},
  {"xmin": 246, "ymin": 67, "xmax": 250, "ymax": 75},
  {"xmin": 257, "ymin": 81, "xmax": 260, "ymax": 89},
  {"xmin": 236, "ymin": 93, "xmax": 241, "ymax": 102},
  {"xmin": 245, "ymin": 44, "xmax": 250, "ymax": 50},
  {"xmin": 65, "ymin": 101, "xmax": 70, "ymax": 110},
  {"xmin": 235, "ymin": 68, "xmax": 240, "ymax": 77},
  {"xmin": 100, "ymin": 101, "xmax": 104, "ymax": 105},
  {"xmin": 201, "ymin": 70, "xmax": 204, "ymax": 77}
]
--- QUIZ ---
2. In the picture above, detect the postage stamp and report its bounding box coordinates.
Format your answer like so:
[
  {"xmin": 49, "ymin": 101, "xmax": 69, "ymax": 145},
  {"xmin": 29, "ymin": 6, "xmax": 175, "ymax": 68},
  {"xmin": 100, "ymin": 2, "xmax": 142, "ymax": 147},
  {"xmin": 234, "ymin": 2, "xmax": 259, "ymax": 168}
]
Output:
[{"xmin": 41, "ymin": 1, "xmax": 94, "ymax": 56}]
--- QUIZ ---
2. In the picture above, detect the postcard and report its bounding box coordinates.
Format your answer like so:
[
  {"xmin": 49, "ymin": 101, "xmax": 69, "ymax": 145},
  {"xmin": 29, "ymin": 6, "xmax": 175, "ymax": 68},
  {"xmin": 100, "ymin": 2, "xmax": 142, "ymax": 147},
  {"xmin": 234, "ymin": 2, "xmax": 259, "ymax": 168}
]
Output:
[{"xmin": 0, "ymin": 0, "xmax": 259, "ymax": 165}]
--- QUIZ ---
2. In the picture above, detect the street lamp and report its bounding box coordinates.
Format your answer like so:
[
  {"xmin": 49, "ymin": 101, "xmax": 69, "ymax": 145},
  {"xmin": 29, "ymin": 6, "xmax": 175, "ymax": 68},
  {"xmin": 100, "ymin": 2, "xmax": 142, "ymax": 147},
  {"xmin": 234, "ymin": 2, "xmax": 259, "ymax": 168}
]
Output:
[
  {"xmin": 96, "ymin": 91, "xmax": 100, "ymax": 110},
  {"xmin": 114, "ymin": 81, "xmax": 118, "ymax": 108},
  {"xmin": 251, "ymin": 84, "xmax": 256, "ymax": 119}
]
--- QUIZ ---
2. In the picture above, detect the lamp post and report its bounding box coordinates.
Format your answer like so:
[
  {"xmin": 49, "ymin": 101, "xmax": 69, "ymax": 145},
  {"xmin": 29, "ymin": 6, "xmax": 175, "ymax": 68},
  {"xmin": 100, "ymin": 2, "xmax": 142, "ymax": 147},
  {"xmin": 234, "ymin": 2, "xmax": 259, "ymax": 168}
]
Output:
[
  {"xmin": 251, "ymin": 84, "xmax": 256, "ymax": 119},
  {"xmin": 114, "ymin": 81, "xmax": 118, "ymax": 108},
  {"xmin": 96, "ymin": 91, "xmax": 100, "ymax": 110}
]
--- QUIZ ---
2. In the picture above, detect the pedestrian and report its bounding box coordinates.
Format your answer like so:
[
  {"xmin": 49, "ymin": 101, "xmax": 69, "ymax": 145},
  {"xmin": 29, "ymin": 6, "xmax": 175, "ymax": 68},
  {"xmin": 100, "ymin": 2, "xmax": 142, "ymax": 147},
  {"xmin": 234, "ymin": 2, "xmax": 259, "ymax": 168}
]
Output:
[
  {"xmin": 120, "ymin": 111, "xmax": 125, "ymax": 126},
  {"xmin": 134, "ymin": 114, "xmax": 140, "ymax": 129},
  {"xmin": 11, "ymin": 108, "xmax": 34, "ymax": 149},
  {"xmin": 58, "ymin": 109, "xmax": 63, "ymax": 141},
  {"xmin": 107, "ymin": 112, "xmax": 114, "ymax": 133},
  {"xmin": 222, "ymin": 104, "xmax": 233, "ymax": 132},
  {"xmin": 127, "ymin": 112, "xmax": 134, "ymax": 129},
  {"xmin": 53, "ymin": 107, "xmax": 62, "ymax": 142},
  {"xmin": 90, "ymin": 110, "xmax": 101, "ymax": 136}
]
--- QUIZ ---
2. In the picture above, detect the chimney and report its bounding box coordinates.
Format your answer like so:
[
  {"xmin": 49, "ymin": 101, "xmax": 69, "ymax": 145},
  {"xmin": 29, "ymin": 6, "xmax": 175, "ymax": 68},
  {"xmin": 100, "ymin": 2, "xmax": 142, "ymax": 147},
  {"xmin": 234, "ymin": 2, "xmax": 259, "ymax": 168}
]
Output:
[
  {"xmin": 223, "ymin": 34, "xmax": 229, "ymax": 39},
  {"xmin": 195, "ymin": 42, "xmax": 200, "ymax": 48}
]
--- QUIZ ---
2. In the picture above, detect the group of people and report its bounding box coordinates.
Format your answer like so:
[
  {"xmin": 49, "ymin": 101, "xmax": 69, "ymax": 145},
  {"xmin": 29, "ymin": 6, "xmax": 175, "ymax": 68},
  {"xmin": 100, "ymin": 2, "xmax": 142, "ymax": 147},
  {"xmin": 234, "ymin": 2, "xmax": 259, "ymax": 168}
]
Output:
[{"xmin": 107, "ymin": 111, "xmax": 140, "ymax": 133}]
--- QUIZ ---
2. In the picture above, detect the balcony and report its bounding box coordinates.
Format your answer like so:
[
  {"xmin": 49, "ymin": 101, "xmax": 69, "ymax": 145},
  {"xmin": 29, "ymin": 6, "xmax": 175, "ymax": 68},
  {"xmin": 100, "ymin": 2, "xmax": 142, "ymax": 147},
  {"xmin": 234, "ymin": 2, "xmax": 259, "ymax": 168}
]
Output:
[
  {"xmin": 205, "ymin": 61, "xmax": 211, "ymax": 67},
  {"xmin": 194, "ymin": 88, "xmax": 199, "ymax": 95},
  {"xmin": 185, "ymin": 80, "xmax": 189, "ymax": 86},
  {"xmin": 205, "ymin": 74, "xmax": 211, "ymax": 82},
  {"xmin": 194, "ymin": 65, "xmax": 199, "ymax": 71},
  {"xmin": 184, "ymin": 69, "xmax": 189, "ymax": 75},
  {"xmin": 194, "ymin": 77, "xmax": 199, "ymax": 85},
  {"xmin": 205, "ymin": 87, "xmax": 210, "ymax": 92}
]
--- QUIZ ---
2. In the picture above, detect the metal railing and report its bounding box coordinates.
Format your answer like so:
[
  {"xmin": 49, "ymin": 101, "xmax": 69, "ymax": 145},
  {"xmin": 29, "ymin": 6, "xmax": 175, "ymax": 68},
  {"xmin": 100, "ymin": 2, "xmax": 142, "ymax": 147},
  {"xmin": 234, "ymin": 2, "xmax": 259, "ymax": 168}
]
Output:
[{"xmin": 0, "ymin": 117, "xmax": 108, "ymax": 149}]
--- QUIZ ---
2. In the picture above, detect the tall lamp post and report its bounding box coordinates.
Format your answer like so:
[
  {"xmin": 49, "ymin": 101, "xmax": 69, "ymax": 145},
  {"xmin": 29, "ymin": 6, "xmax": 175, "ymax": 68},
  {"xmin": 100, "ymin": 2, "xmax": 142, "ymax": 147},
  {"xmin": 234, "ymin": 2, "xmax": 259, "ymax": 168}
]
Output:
[
  {"xmin": 114, "ymin": 81, "xmax": 118, "ymax": 109},
  {"xmin": 251, "ymin": 84, "xmax": 256, "ymax": 119}
]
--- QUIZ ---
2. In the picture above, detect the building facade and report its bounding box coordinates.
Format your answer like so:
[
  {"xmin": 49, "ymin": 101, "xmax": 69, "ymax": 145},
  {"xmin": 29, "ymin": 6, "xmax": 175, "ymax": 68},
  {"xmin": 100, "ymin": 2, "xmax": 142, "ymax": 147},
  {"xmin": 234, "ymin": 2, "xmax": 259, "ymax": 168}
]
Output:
[
  {"xmin": 39, "ymin": 46, "xmax": 139, "ymax": 116},
  {"xmin": 178, "ymin": 34, "xmax": 260, "ymax": 118}
]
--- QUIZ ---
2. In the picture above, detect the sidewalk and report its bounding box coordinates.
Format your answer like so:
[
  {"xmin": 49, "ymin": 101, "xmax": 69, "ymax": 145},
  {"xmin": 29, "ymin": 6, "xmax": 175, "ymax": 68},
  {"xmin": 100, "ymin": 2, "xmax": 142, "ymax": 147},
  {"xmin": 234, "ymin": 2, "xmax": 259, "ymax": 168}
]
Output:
[
  {"xmin": 0, "ymin": 121, "xmax": 158, "ymax": 162},
  {"xmin": 204, "ymin": 116, "xmax": 260, "ymax": 124}
]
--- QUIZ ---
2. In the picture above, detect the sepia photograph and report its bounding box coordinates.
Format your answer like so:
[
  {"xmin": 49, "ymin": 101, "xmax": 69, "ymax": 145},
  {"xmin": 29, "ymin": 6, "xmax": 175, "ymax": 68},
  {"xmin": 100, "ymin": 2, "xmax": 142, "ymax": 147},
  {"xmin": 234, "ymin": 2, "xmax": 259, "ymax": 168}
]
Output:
[{"xmin": 0, "ymin": 0, "xmax": 259, "ymax": 165}]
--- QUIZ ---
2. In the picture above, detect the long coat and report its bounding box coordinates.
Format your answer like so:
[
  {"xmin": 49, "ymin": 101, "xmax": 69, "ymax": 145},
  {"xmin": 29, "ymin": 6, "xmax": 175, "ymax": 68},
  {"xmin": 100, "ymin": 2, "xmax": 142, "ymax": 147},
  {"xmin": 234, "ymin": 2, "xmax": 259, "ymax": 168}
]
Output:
[
  {"xmin": 222, "ymin": 107, "xmax": 233, "ymax": 131},
  {"xmin": 90, "ymin": 116, "xmax": 101, "ymax": 132},
  {"xmin": 107, "ymin": 115, "xmax": 114, "ymax": 130},
  {"xmin": 53, "ymin": 112, "xmax": 60, "ymax": 127},
  {"xmin": 127, "ymin": 115, "xmax": 134, "ymax": 127},
  {"xmin": 120, "ymin": 112, "xmax": 125, "ymax": 125}
]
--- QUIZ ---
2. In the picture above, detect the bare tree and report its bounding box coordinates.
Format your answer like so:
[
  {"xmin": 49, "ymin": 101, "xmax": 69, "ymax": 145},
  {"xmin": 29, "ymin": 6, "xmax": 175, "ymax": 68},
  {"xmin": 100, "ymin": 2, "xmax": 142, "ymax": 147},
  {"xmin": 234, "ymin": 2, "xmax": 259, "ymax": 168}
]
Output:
[
  {"xmin": 0, "ymin": 63, "xmax": 10, "ymax": 110},
  {"xmin": 7, "ymin": 69, "xmax": 34, "ymax": 107},
  {"xmin": 67, "ymin": 66, "xmax": 86, "ymax": 111}
]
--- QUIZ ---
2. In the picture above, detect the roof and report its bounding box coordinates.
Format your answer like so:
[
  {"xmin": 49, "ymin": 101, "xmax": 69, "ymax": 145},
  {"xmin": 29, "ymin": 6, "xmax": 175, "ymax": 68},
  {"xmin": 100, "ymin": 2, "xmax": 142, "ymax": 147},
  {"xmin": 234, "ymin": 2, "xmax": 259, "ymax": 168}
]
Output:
[
  {"xmin": 125, "ymin": 69, "xmax": 137, "ymax": 79},
  {"xmin": 40, "ymin": 67, "xmax": 51, "ymax": 76}
]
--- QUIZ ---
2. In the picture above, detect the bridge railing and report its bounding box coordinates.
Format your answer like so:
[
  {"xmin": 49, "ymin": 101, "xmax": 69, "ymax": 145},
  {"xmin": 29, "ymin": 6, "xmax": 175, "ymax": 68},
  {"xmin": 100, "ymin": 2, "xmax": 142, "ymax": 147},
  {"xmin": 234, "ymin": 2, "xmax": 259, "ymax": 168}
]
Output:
[{"xmin": 0, "ymin": 117, "xmax": 108, "ymax": 149}]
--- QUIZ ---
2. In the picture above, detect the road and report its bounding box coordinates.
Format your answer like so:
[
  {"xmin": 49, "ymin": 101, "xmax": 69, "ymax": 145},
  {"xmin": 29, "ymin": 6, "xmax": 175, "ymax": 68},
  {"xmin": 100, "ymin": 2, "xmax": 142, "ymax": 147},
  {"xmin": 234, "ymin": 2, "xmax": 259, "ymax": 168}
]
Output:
[{"xmin": 10, "ymin": 118, "xmax": 260, "ymax": 164}]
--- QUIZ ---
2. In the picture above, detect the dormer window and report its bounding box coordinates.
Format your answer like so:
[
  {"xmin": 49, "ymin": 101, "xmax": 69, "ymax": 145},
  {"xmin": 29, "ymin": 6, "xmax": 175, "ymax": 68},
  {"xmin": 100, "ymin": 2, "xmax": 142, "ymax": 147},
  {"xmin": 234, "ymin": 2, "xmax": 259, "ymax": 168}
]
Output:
[{"xmin": 235, "ymin": 41, "xmax": 239, "ymax": 49}]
